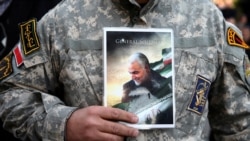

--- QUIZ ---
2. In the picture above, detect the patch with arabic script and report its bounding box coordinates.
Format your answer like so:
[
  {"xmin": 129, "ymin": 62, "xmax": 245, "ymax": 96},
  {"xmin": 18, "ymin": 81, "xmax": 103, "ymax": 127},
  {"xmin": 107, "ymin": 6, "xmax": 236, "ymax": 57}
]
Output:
[
  {"xmin": 244, "ymin": 56, "xmax": 250, "ymax": 86},
  {"xmin": 227, "ymin": 27, "xmax": 250, "ymax": 49},
  {"xmin": 187, "ymin": 75, "xmax": 211, "ymax": 115},
  {"xmin": 19, "ymin": 18, "xmax": 40, "ymax": 56},
  {"xmin": 245, "ymin": 56, "xmax": 250, "ymax": 77},
  {"xmin": 0, "ymin": 53, "xmax": 13, "ymax": 81}
]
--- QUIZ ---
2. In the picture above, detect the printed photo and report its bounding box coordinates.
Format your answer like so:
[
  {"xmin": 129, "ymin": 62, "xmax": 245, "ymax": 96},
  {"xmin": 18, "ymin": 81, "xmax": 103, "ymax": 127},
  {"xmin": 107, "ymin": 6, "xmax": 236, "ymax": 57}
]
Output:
[{"xmin": 103, "ymin": 27, "xmax": 175, "ymax": 129}]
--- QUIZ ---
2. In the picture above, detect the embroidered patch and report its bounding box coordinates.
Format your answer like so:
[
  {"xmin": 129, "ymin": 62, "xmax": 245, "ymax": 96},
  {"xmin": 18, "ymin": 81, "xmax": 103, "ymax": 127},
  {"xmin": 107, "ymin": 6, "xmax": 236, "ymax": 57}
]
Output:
[
  {"xmin": 19, "ymin": 18, "xmax": 40, "ymax": 56},
  {"xmin": 227, "ymin": 27, "xmax": 250, "ymax": 49},
  {"xmin": 13, "ymin": 42, "xmax": 23, "ymax": 67},
  {"xmin": 0, "ymin": 53, "xmax": 13, "ymax": 81},
  {"xmin": 245, "ymin": 56, "xmax": 250, "ymax": 77},
  {"xmin": 187, "ymin": 75, "xmax": 211, "ymax": 115},
  {"xmin": 244, "ymin": 56, "xmax": 250, "ymax": 86}
]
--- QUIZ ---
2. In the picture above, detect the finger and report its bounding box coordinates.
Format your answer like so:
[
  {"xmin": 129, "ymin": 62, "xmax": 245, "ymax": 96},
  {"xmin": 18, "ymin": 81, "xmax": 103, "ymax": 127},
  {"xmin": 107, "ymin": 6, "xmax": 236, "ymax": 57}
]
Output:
[
  {"xmin": 99, "ymin": 107, "xmax": 138, "ymax": 123},
  {"xmin": 98, "ymin": 132, "xmax": 124, "ymax": 141},
  {"xmin": 99, "ymin": 119, "xmax": 139, "ymax": 137}
]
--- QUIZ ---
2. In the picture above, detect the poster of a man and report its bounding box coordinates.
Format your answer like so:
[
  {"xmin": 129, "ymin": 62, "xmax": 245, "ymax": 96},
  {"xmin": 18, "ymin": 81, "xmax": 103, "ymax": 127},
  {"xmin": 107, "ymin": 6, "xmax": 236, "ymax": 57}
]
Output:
[
  {"xmin": 122, "ymin": 52, "xmax": 172, "ymax": 102},
  {"xmin": 114, "ymin": 52, "xmax": 173, "ymax": 126},
  {"xmin": 103, "ymin": 28, "xmax": 175, "ymax": 129}
]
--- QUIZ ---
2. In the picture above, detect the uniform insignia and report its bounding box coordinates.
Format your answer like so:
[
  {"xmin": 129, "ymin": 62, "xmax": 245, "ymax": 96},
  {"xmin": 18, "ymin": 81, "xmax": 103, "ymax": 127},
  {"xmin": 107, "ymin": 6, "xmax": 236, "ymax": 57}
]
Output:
[
  {"xmin": 244, "ymin": 56, "xmax": 250, "ymax": 82},
  {"xmin": 13, "ymin": 42, "xmax": 23, "ymax": 67},
  {"xmin": 187, "ymin": 75, "xmax": 211, "ymax": 115},
  {"xmin": 19, "ymin": 18, "xmax": 40, "ymax": 56},
  {"xmin": 227, "ymin": 27, "xmax": 250, "ymax": 49},
  {"xmin": 0, "ymin": 53, "xmax": 13, "ymax": 81}
]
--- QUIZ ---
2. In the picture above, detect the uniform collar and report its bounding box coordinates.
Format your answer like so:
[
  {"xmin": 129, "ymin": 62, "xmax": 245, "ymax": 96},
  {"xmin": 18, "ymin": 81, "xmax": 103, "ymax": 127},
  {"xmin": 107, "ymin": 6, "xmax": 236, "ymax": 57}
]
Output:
[{"xmin": 111, "ymin": 0, "xmax": 158, "ymax": 16}]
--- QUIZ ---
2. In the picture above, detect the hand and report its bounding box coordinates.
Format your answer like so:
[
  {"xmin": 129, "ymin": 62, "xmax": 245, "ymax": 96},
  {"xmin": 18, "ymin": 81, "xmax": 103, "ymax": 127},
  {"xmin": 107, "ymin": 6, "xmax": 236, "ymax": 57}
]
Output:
[{"xmin": 66, "ymin": 106, "xmax": 139, "ymax": 141}]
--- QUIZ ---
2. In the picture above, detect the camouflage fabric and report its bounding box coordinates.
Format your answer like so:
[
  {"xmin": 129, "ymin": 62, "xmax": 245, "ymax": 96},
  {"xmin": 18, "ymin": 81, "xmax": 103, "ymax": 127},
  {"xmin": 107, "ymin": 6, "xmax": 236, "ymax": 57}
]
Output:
[{"xmin": 0, "ymin": 0, "xmax": 250, "ymax": 141}]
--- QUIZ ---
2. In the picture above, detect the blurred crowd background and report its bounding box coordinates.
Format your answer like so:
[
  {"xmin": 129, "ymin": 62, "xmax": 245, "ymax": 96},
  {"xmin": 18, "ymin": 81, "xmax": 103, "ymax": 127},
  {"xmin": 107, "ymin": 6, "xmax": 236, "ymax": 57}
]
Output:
[
  {"xmin": 214, "ymin": 0, "xmax": 250, "ymax": 46},
  {"xmin": 0, "ymin": 0, "xmax": 249, "ymax": 140}
]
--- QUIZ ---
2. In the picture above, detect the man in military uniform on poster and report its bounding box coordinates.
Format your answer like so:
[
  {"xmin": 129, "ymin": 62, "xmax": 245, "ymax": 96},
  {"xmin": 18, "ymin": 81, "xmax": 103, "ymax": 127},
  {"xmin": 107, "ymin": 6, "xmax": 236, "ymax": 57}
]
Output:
[
  {"xmin": 115, "ymin": 52, "xmax": 173, "ymax": 124},
  {"xmin": 121, "ymin": 52, "xmax": 172, "ymax": 102},
  {"xmin": 0, "ymin": 0, "xmax": 250, "ymax": 141}
]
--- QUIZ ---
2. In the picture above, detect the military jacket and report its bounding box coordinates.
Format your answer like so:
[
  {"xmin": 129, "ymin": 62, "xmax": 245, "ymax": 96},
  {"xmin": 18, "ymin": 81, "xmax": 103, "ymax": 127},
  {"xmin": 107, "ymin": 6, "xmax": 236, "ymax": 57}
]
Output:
[{"xmin": 0, "ymin": 0, "xmax": 250, "ymax": 141}]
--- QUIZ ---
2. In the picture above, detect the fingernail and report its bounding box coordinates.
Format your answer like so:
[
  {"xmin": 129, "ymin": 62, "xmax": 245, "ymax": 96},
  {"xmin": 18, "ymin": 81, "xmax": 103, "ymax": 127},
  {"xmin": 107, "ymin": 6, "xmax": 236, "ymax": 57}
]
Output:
[
  {"xmin": 133, "ymin": 129, "xmax": 139, "ymax": 137},
  {"xmin": 132, "ymin": 116, "xmax": 139, "ymax": 123}
]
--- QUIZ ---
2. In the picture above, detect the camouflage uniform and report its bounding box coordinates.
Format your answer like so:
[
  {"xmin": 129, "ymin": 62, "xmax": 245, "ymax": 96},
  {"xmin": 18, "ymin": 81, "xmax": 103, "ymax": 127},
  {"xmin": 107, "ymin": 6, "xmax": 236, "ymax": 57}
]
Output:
[{"xmin": 0, "ymin": 0, "xmax": 250, "ymax": 141}]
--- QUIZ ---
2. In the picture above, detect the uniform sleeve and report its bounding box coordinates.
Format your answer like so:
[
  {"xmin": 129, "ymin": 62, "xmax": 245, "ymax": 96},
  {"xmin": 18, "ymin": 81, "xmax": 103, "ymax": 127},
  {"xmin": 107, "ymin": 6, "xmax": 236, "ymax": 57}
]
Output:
[
  {"xmin": 0, "ymin": 4, "xmax": 77, "ymax": 141},
  {"xmin": 0, "ymin": 87, "xmax": 77, "ymax": 140},
  {"xmin": 208, "ymin": 23, "xmax": 250, "ymax": 141}
]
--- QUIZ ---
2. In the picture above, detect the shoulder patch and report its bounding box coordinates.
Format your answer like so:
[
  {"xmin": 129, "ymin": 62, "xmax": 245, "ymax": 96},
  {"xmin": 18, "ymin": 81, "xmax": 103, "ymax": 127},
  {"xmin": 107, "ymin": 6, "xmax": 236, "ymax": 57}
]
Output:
[
  {"xmin": 227, "ymin": 27, "xmax": 250, "ymax": 49},
  {"xmin": 13, "ymin": 42, "xmax": 23, "ymax": 67},
  {"xmin": 0, "ymin": 53, "xmax": 13, "ymax": 81},
  {"xmin": 19, "ymin": 18, "xmax": 40, "ymax": 56},
  {"xmin": 244, "ymin": 56, "xmax": 250, "ymax": 83},
  {"xmin": 244, "ymin": 57, "xmax": 250, "ymax": 78}
]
